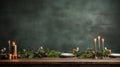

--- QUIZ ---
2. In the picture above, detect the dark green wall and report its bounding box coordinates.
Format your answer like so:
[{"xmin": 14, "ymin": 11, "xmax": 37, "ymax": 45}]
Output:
[{"xmin": 0, "ymin": 0, "xmax": 120, "ymax": 52}]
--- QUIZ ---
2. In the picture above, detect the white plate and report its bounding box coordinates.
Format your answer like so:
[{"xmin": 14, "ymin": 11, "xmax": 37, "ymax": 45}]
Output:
[
  {"xmin": 60, "ymin": 53, "xmax": 75, "ymax": 57},
  {"xmin": 110, "ymin": 53, "xmax": 120, "ymax": 57}
]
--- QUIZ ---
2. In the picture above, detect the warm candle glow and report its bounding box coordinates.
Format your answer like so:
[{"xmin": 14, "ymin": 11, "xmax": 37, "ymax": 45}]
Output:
[
  {"xmin": 98, "ymin": 36, "xmax": 101, "ymax": 39},
  {"xmin": 102, "ymin": 38, "xmax": 104, "ymax": 42},
  {"xmin": 8, "ymin": 40, "xmax": 10, "ymax": 43},
  {"xmin": 40, "ymin": 46, "xmax": 43, "ymax": 49},
  {"xmin": 98, "ymin": 36, "xmax": 101, "ymax": 50},
  {"xmin": 13, "ymin": 42, "xmax": 15, "ymax": 45}
]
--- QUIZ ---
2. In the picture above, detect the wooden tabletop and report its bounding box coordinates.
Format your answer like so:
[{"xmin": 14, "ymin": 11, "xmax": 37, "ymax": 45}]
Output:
[{"xmin": 0, "ymin": 58, "xmax": 120, "ymax": 64}]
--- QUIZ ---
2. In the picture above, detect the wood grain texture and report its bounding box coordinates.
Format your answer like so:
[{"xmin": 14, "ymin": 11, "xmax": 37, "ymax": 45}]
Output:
[{"xmin": 0, "ymin": 58, "xmax": 120, "ymax": 67}]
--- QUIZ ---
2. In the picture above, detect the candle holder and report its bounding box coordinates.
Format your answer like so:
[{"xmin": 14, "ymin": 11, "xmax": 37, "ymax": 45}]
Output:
[
  {"xmin": 93, "ymin": 35, "xmax": 106, "ymax": 59},
  {"xmin": 94, "ymin": 51, "xmax": 98, "ymax": 59},
  {"xmin": 97, "ymin": 50, "xmax": 103, "ymax": 59}
]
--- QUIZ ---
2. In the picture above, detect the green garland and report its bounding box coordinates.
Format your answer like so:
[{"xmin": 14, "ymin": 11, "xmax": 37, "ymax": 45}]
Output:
[
  {"xmin": 18, "ymin": 48, "xmax": 61, "ymax": 58},
  {"xmin": 0, "ymin": 48, "xmax": 111, "ymax": 59}
]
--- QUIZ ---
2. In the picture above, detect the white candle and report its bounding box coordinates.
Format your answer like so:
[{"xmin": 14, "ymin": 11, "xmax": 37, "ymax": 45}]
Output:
[
  {"xmin": 12, "ymin": 42, "xmax": 16, "ymax": 55},
  {"xmin": 9, "ymin": 54, "xmax": 12, "ymax": 60},
  {"xmin": 102, "ymin": 38, "xmax": 104, "ymax": 51},
  {"xmin": 94, "ymin": 38, "xmax": 97, "ymax": 51},
  {"xmin": 14, "ymin": 45, "xmax": 17, "ymax": 56},
  {"xmin": 12, "ymin": 42, "xmax": 17, "ymax": 59},
  {"xmin": 8, "ymin": 40, "xmax": 11, "ymax": 51},
  {"xmin": 98, "ymin": 36, "xmax": 101, "ymax": 50}
]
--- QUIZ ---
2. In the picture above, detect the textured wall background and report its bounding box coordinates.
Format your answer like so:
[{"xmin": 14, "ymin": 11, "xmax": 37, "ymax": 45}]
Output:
[{"xmin": 0, "ymin": 0, "xmax": 120, "ymax": 52}]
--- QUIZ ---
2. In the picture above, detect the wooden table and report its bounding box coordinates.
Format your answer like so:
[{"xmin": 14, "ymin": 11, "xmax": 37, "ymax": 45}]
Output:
[{"xmin": 0, "ymin": 58, "xmax": 120, "ymax": 67}]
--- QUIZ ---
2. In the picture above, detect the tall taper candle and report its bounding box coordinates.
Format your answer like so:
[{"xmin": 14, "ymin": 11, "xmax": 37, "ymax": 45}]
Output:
[
  {"xmin": 94, "ymin": 38, "xmax": 97, "ymax": 51},
  {"xmin": 8, "ymin": 40, "xmax": 11, "ymax": 51},
  {"xmin": 102, "ymin": 38, "xmax": 104, "ymax": 51},
  {"xmin": 98, "ymin": 36, "xmax": 101, "ymax": 50},
  {"xmin": 13, "ymin": 42, "xmax": 17, "ymax": 56}
]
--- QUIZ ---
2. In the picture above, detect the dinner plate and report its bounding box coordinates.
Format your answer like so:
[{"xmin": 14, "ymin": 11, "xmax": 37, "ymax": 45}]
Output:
[
  {"xmin": 60, "ymin": 53, "xmax": 75, "ymax": 57},
  {"xmin": 110, "ymin": 53, "xmax": 120, "ymax": 57}
]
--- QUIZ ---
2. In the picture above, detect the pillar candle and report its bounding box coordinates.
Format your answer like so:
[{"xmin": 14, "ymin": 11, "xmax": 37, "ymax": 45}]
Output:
[
  {"xmin": 12, "ymin": 42, "xmax": 17, "ymax": 59},
  {"xmin": 9, "ymin": 54, "xmax": 12, "ymax": 60},
  {"xmin": 98, "ymin": 36, "xmax": 101, "ymax": 50}
]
